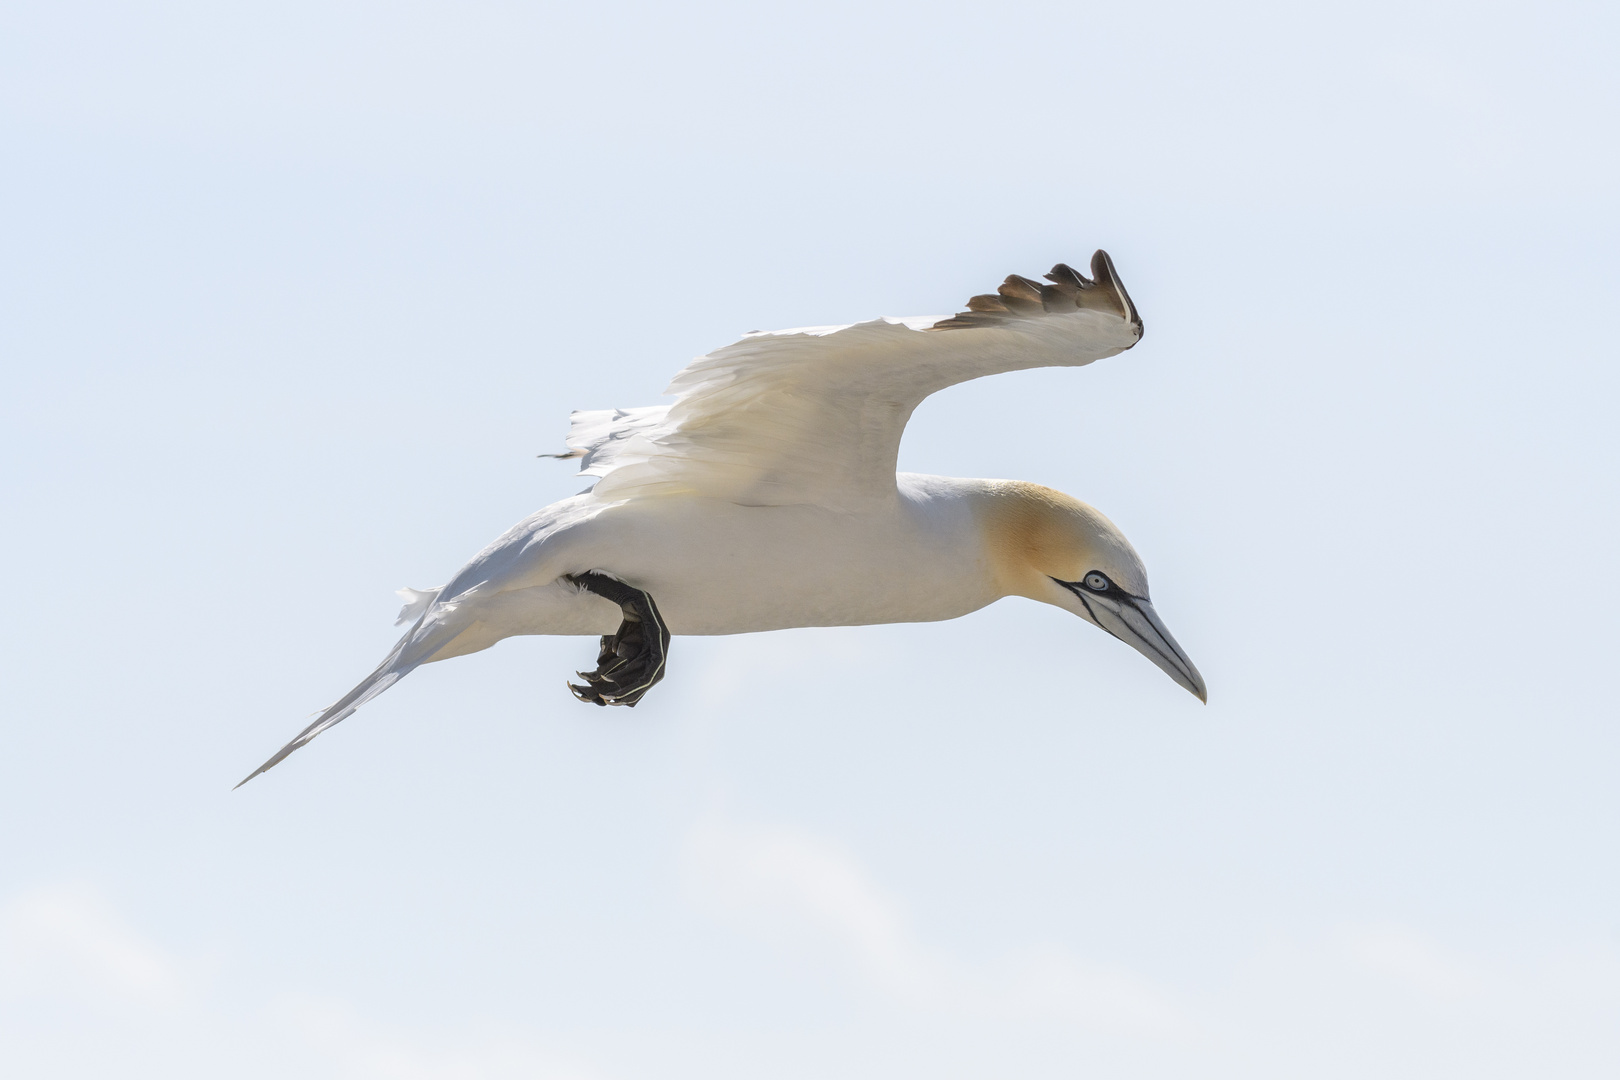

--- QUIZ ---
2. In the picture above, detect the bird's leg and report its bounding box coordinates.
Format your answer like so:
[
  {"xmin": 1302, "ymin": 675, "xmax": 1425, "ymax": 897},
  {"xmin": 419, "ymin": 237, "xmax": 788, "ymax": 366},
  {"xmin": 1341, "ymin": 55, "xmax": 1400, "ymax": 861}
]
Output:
[{"xmin": 564, "ymin": 572, "xmax": 671, "ymax": 707}]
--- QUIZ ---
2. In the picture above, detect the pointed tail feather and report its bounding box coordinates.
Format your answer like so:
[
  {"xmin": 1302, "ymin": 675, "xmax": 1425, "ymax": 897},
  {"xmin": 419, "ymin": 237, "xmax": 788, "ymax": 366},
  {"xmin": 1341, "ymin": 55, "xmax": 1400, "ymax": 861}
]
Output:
[{"xmin": 234, "ymin": 612, "xmax": 465, "ymax": 788}]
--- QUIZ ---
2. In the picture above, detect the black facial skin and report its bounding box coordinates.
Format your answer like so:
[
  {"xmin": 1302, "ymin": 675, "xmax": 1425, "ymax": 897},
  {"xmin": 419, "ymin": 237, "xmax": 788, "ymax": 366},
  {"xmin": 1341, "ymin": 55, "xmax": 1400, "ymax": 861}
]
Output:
[
  {"xmin": 1052, "ymin": 571, "xmax": 1147, "ymax": 604},
  {"xmin": 1051, "ymin": 571, "xmax": 1156, "ymax": 651}
]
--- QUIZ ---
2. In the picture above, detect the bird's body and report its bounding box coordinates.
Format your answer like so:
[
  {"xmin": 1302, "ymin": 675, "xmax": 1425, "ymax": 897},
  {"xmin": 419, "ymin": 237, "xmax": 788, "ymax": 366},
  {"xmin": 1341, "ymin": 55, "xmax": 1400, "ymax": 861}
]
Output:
[
  {"xmin": 240, "ymin": 252, "xmax": 1204, "ymax": 785},
  {"xmin": 415, "ymin": 474, "xmax": 1014, "ymax": 653}
]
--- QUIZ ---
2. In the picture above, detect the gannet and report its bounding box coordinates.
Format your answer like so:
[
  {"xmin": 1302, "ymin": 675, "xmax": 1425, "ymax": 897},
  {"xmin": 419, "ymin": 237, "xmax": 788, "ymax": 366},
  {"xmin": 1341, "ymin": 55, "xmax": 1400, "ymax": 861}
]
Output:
[{"xmin": 239, "ymin": 251, "xmax": 1204, "ymax": 786}]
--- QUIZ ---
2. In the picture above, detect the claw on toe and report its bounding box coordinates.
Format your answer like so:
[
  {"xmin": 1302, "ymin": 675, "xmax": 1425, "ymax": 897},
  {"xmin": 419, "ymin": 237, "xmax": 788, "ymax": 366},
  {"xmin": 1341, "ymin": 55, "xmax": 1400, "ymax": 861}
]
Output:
[
  {"xmin": 568, "ymin": 655, "xmax": 654, "ymax": 707},
  {"xmin": 568, "ymin": 679, "xmax": 610, "ymax": 706}
]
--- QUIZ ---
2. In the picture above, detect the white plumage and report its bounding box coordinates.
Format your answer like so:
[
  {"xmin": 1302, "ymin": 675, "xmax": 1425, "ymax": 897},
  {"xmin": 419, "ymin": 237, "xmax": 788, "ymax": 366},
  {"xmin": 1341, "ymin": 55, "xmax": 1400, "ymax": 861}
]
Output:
[{"xmin": 239, "ymin": 251, "xmax": 1203, "ymax": 786}]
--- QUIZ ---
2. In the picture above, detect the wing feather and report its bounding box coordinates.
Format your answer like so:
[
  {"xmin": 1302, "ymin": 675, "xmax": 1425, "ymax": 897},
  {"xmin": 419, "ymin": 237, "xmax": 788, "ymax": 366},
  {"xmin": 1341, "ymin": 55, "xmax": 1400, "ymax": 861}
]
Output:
[
  {"xmin": 556, "ymin": 250, "xmax": 1143, "ymax": 509},
  {"xmin": 549, "ymin": 406, "xmax": 670, "ymax": 478}
]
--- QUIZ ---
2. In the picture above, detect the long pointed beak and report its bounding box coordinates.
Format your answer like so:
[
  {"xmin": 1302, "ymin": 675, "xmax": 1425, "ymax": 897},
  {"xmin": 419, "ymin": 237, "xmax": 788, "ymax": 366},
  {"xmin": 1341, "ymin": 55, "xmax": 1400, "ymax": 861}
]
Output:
[{"xmin": 1082, "ymin": 594, "xmax": 1206, "ymax": 702}]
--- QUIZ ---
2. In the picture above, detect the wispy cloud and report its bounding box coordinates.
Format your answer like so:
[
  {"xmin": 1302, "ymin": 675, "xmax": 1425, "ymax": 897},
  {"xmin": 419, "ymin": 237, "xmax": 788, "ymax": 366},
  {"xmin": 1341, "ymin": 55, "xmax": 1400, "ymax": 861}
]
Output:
[
  {"xmin": 0, "ymin": 883, "xmax": 186, "ymax": 1009},
  {"xmin": 682, "ymin": 817, "xmax": 1191, "ymax": 1035},
  {"xmin": 1338, "ymin": 922, "xmax": 1488, "ymax": 1001},
  {"xmin": 684, "ymin": 815, "xmax": 1620, "ymax": 1073},
  {"xmin": 0, "ymin": 883, "xmax": 608, "ymax": 1080},
  {"xmin": 269, "ymin": 996, "xmax": 604, "ymax": 1080},
  {"xmin": 5, "ymin": 868, "xmax": 1616, "ymax": 1078}
]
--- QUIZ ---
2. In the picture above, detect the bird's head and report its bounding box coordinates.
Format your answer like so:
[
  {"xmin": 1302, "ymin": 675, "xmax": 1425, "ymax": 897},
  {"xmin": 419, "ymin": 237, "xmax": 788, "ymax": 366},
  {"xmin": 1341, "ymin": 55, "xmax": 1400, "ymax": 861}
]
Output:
[{"xmin": 977, "ymin": 481, "xmax": 1206, "ymax": 701}]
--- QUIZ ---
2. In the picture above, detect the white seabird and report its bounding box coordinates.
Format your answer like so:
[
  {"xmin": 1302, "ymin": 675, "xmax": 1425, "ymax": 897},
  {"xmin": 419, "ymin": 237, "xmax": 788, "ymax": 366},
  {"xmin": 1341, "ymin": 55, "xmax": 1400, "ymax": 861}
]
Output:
[{"xmin": 239, "ymin": 251, "xmax": 1204, "ymax": 786}]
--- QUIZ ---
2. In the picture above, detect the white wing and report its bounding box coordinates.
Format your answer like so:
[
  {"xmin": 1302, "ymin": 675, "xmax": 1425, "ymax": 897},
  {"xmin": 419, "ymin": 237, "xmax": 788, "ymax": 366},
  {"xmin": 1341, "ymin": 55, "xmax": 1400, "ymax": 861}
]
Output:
[{"xmin": 558, "ymin": 251, "xmax": 1144, "ymax": 510}]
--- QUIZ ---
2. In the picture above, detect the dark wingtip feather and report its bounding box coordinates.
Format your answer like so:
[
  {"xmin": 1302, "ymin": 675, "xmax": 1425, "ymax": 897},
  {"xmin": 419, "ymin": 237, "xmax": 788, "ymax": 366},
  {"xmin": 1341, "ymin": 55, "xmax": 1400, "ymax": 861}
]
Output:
[
  {"xmin": 1045, "ymin": 263, "xmax": 1091, "ymax": 288},
  {"xmin": 930, "ymin": 253, "xmax": 1140, "ymax": 332},
  {"xmin": 1090, "ymin": 249, "xmax": 1116, "ymax": 286}
]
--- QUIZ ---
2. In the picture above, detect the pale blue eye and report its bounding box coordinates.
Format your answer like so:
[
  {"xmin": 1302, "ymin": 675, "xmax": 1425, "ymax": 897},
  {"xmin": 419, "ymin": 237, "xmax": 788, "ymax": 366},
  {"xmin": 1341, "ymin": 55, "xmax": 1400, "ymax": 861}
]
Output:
[{"xmin": 1084, "ymin": 573, "xmax": 1109, "ymax": 592}]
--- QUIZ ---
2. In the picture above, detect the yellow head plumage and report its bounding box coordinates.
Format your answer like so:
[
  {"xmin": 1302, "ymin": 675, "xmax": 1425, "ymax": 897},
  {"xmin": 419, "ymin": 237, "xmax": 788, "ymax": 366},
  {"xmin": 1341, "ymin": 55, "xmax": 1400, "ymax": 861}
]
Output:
[{"xmin": 973, "ymin": 480, "xmax": 1205, "ymax": 701}]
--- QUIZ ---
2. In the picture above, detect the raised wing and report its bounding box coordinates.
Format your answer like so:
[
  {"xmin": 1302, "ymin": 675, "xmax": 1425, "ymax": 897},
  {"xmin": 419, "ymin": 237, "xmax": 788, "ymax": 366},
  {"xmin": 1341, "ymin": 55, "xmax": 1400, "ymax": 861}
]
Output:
[{"xmin": 562, "ymin": 250, "xmax": 1143, "ymax": 509}]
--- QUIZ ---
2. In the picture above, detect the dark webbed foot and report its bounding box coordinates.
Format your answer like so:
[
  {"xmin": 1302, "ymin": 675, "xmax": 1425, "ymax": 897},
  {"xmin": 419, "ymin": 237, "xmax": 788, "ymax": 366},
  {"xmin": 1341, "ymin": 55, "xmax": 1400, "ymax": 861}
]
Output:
[{"xmin": 564, "ymin": 572, "xmax": 671, "ymax": 707}]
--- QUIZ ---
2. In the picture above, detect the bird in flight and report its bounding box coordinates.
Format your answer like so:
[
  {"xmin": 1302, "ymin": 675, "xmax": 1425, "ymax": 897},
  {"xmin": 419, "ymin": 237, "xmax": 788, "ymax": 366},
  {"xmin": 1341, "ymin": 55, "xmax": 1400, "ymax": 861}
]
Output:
[{"xmin": 238, "ymin": 251, "xmax": 1204, "ymax": 786}]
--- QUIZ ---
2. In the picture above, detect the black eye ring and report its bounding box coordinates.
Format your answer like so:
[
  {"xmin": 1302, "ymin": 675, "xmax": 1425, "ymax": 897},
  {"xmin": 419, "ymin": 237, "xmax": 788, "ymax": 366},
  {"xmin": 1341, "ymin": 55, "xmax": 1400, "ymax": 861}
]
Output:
[{"xmin": 1083, "ymin": 572, "xmax": 1110, "ymax": 593}]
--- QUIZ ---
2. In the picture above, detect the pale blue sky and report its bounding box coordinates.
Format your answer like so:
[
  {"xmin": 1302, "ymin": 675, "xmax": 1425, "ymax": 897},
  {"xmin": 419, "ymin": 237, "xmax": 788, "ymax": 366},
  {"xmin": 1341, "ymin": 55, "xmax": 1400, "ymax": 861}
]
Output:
[{"xmin": 1, "ymin": 2, "xmax": 1617, "ymax": 1077}]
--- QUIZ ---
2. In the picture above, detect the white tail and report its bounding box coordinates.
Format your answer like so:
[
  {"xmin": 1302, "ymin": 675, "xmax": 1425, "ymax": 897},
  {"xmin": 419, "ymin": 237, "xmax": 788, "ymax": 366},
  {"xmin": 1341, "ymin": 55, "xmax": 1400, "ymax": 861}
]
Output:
[{"xmin": 234, "ymin": 605, "xmax": 466, "ymax": 788}]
